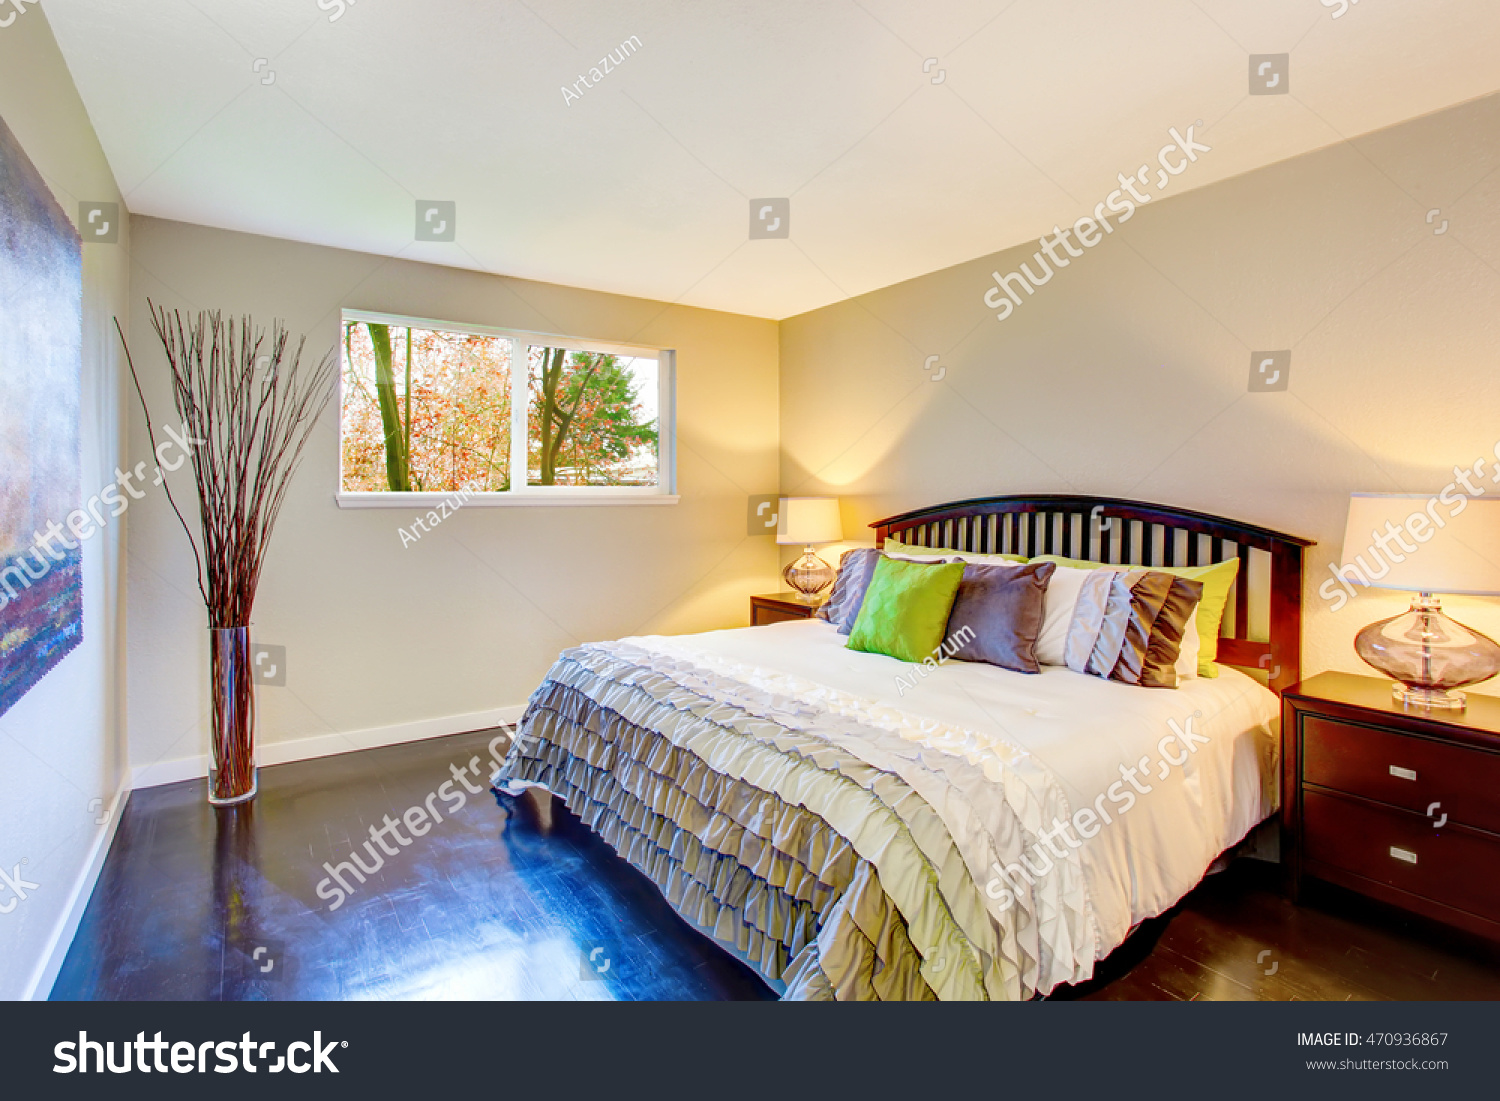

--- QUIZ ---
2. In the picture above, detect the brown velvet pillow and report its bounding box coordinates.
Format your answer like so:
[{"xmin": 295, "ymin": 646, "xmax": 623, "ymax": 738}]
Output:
[
  {"xmin": 1136, "ymin": 576, "xmax": 1205, "ymax": 688},
  {"xmin": 942, "ymin": 560, "xmax": 1057, "ymax": 674}
]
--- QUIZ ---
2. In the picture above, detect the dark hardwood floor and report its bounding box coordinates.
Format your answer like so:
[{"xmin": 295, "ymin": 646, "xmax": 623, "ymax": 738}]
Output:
[
  {"xmin": 51, "ymin": 728, "xmax": 775, "ymax": 1001},
  {"xmin": 52, "ymin": 730, "xmax": 1500, "ymax": 1001},
  {"xmin": 1051, "ymin": 862, "xmax": 1500, "ymax": 1001}
]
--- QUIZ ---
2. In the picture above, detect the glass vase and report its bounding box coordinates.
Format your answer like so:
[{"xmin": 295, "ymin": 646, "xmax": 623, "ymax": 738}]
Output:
[{"xmin": 208, "ymin": 626, "xmax": 258, "ymax": 805}]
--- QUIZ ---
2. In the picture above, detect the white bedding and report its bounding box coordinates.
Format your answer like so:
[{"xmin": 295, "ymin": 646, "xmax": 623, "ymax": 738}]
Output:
[{"xmin": 627, "ymin": 617, "xmax": 1279, "ymax": 987}]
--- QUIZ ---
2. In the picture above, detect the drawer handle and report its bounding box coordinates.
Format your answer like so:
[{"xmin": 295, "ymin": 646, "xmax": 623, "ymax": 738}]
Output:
[
  {"xmin": 1389, "ymin": 846, "xmax": 1418, "ymax": 865},
  {"xmin": 1388, "ymin": 765, "xmax": 1418, "ymax": 781}
]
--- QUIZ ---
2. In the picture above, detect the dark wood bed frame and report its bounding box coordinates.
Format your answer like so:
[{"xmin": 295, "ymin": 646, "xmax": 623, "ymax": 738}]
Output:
[{"xmin": 872, "ymin": 495, "xmax": 1314, "ymax": 695}]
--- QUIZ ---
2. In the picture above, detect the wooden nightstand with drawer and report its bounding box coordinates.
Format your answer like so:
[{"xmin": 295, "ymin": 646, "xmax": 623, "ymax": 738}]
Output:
[
  {"xmin": 750, "ymin": 592, "xmax": 824, "ymax": 626},
  {"xmin": 1283, "ymin": 671, "xmax": 1500, "ymax": 940}
]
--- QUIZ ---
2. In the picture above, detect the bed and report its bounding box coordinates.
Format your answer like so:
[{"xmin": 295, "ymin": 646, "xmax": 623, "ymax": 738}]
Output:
[{"xmin": 498, "ymin": 495, "xmax": 1314, "ymax": 1000}]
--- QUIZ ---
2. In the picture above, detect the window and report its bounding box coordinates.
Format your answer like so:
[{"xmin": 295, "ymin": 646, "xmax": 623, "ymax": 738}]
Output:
[{"xmin": 338, "ymin": 311, "xmax": 674, "ymax": 505}]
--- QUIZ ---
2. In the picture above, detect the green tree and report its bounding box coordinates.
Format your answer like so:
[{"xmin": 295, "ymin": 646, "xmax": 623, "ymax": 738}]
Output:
[
  {"xmin": 530, "ymin": 349, "xmax": 657, "ymax": 485},
  {"xmin": 363, "ymin": 321, "xmax": 413, "ymax": 491}
]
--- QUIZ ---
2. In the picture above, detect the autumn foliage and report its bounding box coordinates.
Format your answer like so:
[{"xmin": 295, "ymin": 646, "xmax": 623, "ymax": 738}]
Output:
[{"xmin": 340, "ymin": 320, "xmax": 657, "ymax": 493}]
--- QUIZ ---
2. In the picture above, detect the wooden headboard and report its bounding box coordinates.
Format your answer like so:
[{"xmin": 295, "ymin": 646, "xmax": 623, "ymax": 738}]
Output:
[{"xmin": 871, "ymin": 495, "xmax": 1314, "ymax": 695}]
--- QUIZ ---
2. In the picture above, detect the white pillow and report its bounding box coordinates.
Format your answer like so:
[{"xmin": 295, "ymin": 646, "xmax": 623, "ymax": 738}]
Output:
[
  {"xmin": 1034, "ymin": 565, "xmax": 1095, "ymax": 667},
  {"xmin": 1174, "ymin": 611, "xmax": 1201, "ymax": 682}
]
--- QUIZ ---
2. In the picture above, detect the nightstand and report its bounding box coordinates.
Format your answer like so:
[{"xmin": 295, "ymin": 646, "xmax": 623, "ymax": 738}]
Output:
[
  {"xmin": 1282, "ymin": 671, "xmax": 1500, "ymax": 940},
  {"xmin": 750, "ymin": 592, "xmax": 824, "ymax": 626}
]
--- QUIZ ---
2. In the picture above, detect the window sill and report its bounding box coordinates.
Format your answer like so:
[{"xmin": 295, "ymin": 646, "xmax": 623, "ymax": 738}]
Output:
[{"xmin": 336, "ymin": 491, "xmax": 680, "ymax": 509}]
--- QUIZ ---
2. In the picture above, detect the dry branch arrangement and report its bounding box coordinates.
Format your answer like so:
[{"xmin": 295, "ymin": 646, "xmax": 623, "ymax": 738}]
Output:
[{"xmin": 117, "ymin": 302, "xmax": 337, "ymax": 803}]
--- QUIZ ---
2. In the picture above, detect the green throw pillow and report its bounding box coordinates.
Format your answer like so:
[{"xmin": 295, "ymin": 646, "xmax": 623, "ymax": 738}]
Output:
[
  {"xmin": 847, "ymin": 557, "xmax": 967, "ymax": 664},
  {"xmin": 884, "ymin": 536, "xmax": 1028, "ymax": 564},
  {"xmin": 1031, "ymin": 554, "xmax": 1240, "ymax": 677}
]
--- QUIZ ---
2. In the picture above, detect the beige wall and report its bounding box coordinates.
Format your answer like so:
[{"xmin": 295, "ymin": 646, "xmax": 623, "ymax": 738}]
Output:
[
  {"xmin": 0, "ymin": 13, "xmax": 131, "ymax": 997},
  {"xmin": 125, "ymin": 217, "xmax": 779, "ymax": 779},
  {"xmin": 781, "ymin": 92, "xmax": 1500, "ymax": 695}
]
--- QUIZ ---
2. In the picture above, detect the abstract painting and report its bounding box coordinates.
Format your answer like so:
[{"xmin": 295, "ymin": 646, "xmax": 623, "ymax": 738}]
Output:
[{"xmin": 0, "ymin": 112, "xmax": 83, "ymax": 718}]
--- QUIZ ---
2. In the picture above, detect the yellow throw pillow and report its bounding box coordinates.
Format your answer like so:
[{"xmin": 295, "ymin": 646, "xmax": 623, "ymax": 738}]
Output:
[
  {"xmin": 885, "ymin": 536, "xmax": 1028, "ymax": 564},
  {"xmin": 1031, "ymin": 554, "xmax": 1239, "ymax": 677}
]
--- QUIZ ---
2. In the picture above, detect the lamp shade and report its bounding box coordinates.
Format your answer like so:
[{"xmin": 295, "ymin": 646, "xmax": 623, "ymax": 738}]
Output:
[
  {"xmin": 776, "ymin": 497, "xmax": 842, "ymax": 545},
  {"xmin": 1339, "ymin": 493, "xmax": 1500, "ymax": 596}
]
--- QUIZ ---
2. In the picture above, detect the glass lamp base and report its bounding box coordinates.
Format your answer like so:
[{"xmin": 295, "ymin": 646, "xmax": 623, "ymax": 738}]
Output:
[
  {"xmin": 1391, "ymin": 684, "xmax": 1467, "ymax": 711},
  {"xmin": 783, "ymin": 547, "xmax": 834, "ymax": 599},
  {"xmin": 1355, "ymin": 594, "xmax": 1500, "ymax": 714}
]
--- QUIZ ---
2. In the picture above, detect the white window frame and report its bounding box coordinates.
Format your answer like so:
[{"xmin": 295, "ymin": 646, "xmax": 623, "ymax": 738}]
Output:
[{"xmin": 336, "ymin": 309, "xmax": 677, "ymax": 508}]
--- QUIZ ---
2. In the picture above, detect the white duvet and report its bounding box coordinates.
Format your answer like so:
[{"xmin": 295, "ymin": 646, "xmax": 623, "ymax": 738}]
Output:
[{"xmin": 627, "ymin": 617, "xmax": 1279, "ymax": 989}]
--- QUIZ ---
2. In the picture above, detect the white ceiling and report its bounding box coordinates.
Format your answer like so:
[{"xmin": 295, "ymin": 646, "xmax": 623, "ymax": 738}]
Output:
[{"xmin": 45, "ymin": 0, "xmax": 1500, "ymax": 319}]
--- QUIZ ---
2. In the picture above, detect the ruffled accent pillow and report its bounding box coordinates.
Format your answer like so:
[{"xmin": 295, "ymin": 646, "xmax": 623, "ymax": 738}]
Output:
[
  {"xmin": 1061, "ymin": 568, "xmax": 1203, "ymax": 687},
  {"xmin": 1140, "ymin": 576, "xmax": 1205, "ymax": 688},
  {"xmin": 1033, "ymin": 554, "xmax": 1237, "ymax": 677}
]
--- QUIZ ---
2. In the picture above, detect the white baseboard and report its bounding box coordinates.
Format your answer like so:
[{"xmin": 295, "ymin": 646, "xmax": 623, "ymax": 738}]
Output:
[
  {"xmin": 24, "ymin": 781, "xmax": 130, "ymax": 1001},
  {"xmin": 130, "ymin": 704, "xmax": 528, "ymax": 790}
]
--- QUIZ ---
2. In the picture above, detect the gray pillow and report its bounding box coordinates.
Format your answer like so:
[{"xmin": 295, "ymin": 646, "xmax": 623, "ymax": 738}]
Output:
[
  {"xmin": 943, "ymin": 560, "xmax": 1056, "ymax": 674},
  {"xmin": 816, "ymin": 548, "xmax": 882, "ymax": 634}
]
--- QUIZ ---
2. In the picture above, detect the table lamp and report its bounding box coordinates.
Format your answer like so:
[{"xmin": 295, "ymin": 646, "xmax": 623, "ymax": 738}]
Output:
[
  {"xmin": 776, "ymin": 497, "xmax": 842, "ymax": 601},
  {"xmin": 1339, "ymin": 493, "xmax": 1500, "ymax": 710}
]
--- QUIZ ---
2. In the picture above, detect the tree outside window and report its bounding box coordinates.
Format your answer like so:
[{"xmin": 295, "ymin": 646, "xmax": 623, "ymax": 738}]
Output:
[{"xmin": 340, "ymin": 316, "xmax": 661, "ymax": 496}]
